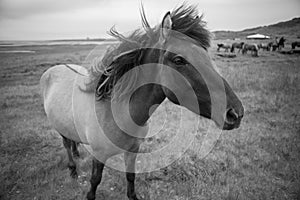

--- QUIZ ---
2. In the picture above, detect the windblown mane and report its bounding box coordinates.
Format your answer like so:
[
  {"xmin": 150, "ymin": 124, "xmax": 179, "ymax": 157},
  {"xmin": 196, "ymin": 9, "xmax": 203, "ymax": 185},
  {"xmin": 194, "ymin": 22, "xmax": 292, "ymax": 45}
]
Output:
[{"xmin": 87, "ymin": 4, "xmax": 211, "ymax": 100}]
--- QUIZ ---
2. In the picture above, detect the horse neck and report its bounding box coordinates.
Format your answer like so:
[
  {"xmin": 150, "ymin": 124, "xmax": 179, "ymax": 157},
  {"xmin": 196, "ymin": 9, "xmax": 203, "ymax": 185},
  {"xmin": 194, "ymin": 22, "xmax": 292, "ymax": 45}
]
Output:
[
  {"xmin": 129, "ymin": 84, "xmax": 165, "ymax": 126},
  {"xmin": 128, "ymin": 48, "xmax": 166, "ymax": 126}
]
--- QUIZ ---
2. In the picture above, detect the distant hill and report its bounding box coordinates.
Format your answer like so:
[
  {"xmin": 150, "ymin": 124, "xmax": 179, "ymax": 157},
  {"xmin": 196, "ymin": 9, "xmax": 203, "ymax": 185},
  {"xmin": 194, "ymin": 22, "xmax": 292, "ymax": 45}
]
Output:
[{"xmin": 213, "ymin": 17, "xmax": 300, "ymax": 40}]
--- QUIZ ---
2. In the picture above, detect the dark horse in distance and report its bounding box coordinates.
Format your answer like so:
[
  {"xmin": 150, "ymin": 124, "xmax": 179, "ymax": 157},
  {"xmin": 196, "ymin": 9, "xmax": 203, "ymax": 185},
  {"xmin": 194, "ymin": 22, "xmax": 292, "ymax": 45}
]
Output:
[
  {"xmin": 291, "ymin": 41, "xmax": 300, "ymax": 50},
  {"xmin": 269, "ymin": 37, "xmax": 286, "ymax": 51},
  {"xmin": 231, "ymin": 42, "xmax": 244, "ymax": 53}
]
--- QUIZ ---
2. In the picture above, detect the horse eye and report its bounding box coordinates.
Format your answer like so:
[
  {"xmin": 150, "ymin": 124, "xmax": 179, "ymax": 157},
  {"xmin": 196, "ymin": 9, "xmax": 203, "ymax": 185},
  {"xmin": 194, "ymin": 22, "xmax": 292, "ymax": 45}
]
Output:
[{"xmin": 172, "ymin": 56, "xmax": 187, "ymax": 65}]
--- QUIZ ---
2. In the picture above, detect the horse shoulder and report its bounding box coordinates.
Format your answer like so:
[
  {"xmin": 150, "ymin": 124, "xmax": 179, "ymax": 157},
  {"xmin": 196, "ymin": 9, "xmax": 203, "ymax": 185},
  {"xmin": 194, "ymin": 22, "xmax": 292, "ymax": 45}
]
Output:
[{"xmin": 84, "ymin": 100, "xmax": 147, "ymax": 157}]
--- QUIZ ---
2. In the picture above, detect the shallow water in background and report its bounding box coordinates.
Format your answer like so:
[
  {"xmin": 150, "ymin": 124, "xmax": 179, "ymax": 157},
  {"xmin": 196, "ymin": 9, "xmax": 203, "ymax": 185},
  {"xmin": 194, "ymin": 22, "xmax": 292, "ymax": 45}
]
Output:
[{"xmin": 0, "ymin": 40, "xmax": 118, "ymax": 47}]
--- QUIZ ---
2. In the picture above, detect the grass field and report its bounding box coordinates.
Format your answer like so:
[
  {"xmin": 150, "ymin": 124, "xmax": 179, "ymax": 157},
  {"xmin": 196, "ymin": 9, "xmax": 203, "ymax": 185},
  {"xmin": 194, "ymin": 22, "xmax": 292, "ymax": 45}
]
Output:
[{"xmin": 0, "ymin": 41, "xmax": 299, "ymax": 200}]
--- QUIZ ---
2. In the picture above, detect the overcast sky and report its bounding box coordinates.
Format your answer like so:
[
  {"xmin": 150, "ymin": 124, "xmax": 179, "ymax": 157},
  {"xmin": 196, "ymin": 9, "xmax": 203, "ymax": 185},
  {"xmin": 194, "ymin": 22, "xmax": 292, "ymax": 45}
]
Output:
[{"xmin": 0, "ymin": 0, "xmax": 299, "ymax": 40}]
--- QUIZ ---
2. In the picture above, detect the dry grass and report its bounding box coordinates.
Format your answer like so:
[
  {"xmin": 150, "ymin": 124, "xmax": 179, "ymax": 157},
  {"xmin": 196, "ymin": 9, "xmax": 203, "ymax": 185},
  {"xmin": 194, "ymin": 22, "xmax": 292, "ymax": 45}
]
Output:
[{"xmin": 0, "ymin": 41, "xmax": 299, "ymax": 200}]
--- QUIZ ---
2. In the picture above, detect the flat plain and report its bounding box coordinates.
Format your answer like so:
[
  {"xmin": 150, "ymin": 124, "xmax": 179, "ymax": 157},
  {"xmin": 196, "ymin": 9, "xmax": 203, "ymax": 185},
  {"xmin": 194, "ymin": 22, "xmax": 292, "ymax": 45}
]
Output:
[{"xmin": 0, "ymin": 40, "xmax": 299, "ymax": 200}]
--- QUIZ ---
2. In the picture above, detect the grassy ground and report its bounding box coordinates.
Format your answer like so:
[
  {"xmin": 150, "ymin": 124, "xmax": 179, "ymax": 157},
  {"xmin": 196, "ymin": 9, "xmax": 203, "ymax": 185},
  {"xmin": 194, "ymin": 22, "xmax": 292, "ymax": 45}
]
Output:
[{"xmin": 0, "ymin": 41, "xmax": 299, "ymax": 200}]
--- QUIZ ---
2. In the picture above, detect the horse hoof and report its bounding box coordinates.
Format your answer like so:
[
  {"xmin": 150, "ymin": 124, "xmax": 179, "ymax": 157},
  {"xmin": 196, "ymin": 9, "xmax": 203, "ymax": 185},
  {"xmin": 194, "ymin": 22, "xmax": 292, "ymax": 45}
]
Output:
[
  {"xmin": 129, "ymin": 198, "xmax": 139, "ymax": 200},
  {"xmin": 86, "ymin": 192, "xmax": 95, "ymax": 200},
  {"xmin": 68, "ymin": 165, "xmax": 78, "ymax": 178},
  {"xmin": 70, "ymin": 170, "xmax": 78, "ymax": 179},
  {"xmin": 128, "ymin": 195, "xmax": 140, "ymax": 200},
  {"xmin": 73, "ymin": 151, "xmax": 80, "ymax": 158}
]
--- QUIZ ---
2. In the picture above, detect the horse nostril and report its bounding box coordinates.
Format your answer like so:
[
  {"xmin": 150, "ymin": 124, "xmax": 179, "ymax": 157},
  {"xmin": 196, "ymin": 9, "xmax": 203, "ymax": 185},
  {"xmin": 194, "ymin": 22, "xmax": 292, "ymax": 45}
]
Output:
[{"xmin": 225, "ymin": 108, "xmax": 239, "ymax": 124}]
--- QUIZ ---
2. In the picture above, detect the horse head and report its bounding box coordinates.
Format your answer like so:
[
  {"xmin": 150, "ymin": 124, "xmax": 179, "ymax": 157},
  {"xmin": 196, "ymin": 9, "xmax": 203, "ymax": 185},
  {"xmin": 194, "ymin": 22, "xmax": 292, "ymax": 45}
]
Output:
[{"xmin": 144, "ymin": 10, "xmax": 244, "ymax": 130}]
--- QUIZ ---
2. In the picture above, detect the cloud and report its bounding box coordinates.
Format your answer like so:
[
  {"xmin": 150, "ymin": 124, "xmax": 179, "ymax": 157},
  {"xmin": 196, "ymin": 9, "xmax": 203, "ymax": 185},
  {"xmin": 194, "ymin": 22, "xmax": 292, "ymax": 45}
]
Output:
[
  {"xmin": 0, "ymin": 0, "xmax": 299, "ymax": 40},
  {"xmin": 0, "ymin": 0, "xmax": 103, "ymax": 19}
]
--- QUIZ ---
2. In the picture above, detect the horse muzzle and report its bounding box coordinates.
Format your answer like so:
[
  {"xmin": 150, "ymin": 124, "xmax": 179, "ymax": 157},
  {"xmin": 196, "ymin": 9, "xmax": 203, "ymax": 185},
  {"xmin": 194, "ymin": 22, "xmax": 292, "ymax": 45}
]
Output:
[{"xmin": 222, "ymin": 108, "xmax": 243, "ymax": 130}]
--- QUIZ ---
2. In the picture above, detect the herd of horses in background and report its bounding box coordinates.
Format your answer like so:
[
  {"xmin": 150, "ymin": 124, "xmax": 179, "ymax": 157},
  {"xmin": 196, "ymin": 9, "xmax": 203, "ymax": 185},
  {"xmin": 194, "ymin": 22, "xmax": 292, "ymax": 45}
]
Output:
[{"xmin": 217, "ymin": 36, "xmax": 300, "ymax": 57}]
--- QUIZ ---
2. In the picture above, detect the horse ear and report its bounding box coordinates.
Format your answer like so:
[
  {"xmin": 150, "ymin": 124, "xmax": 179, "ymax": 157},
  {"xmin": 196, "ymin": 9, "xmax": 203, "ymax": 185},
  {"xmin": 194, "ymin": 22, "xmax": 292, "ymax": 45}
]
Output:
[{"xmin": 160, "ymin": 12, "xmax": 172, "ymax": 41}]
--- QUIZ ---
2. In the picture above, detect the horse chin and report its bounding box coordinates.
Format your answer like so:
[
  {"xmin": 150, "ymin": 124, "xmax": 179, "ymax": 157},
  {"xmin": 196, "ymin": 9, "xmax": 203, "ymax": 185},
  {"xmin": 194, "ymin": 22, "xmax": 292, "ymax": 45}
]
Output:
[
  {"xmin": 199, "ymin": 112, "xmax": 234, "ymax": 130},
  {"xmin": 212, "ymin": 119, "xmax": 240, "ymax": 130},
  {"xmin": 222, "ymin": 123, "xmax": 236, "ymax": 130}
]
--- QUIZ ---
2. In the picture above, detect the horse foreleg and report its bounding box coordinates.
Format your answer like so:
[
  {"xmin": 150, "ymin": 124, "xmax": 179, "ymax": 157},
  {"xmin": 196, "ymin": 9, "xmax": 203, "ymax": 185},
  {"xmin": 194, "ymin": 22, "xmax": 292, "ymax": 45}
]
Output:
[
  {"xmin": 124, "ymin": 145, "xmax": 140, "ymax": 200},
  {"xmin": 71, "ymin": 141, "xmax": 80, "ymax": 158},
  {"xmin": 86, "ymin": 158, "xmax": 105, "ymax": 200},
  {"xmin": 62, "ymin": 135, "xmax": 78, "ymax": 178}
]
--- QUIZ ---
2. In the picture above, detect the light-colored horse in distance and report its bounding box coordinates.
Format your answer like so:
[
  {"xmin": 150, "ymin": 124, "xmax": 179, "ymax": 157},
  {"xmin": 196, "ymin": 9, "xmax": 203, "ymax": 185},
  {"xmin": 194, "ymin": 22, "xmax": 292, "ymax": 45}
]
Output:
[
  {"xmin": 230, "ymin": 42, "xmax": 244, "ymax": 53},
  {"xmin": 40, "ymin": 5, "xmax": 244, "ymax": 200},
  {"xmin": 217, "ymin": 43, "xmax": 231, "ymax": 52},
  {"xmin": 258, "ymin": 43, "xmax": 270, "ymax": 51},
  {"xmin": 242, "ymin": 43, "xmax": 259, "ymax": 56}
]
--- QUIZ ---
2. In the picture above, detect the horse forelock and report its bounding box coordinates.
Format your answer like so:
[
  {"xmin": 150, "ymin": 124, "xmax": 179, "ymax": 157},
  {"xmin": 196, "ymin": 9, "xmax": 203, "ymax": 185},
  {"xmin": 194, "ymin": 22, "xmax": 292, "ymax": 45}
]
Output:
[
  {"xmin": 89, "ymin": 3, "xmax": 211, "ymax": 101},
  {"xmin": 170, "ymin": 4, "xmax": 211, "ymax": 49}
]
